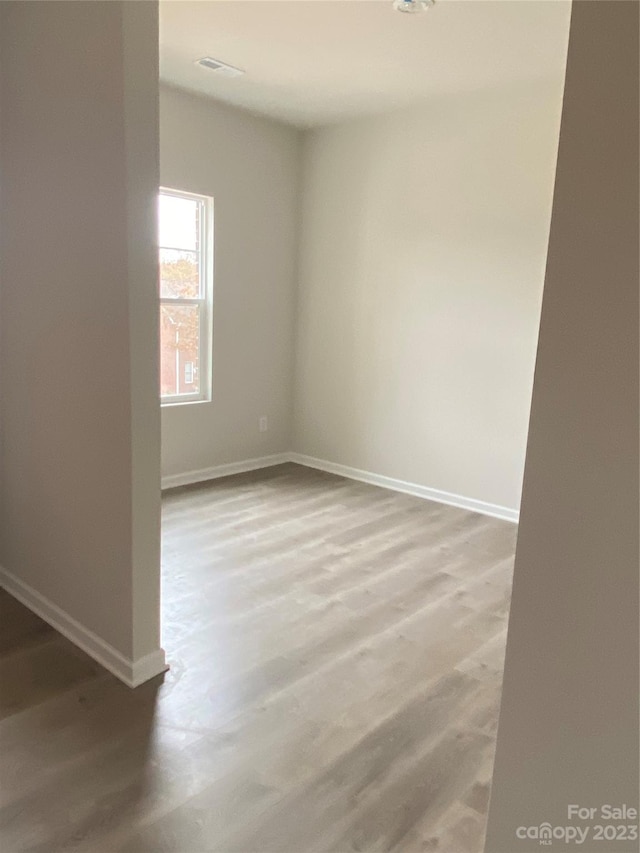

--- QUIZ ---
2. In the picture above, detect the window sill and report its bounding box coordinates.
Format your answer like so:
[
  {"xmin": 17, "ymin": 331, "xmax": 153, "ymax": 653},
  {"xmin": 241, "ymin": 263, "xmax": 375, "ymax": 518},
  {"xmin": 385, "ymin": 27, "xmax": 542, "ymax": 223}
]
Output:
[{"xmin": 161, "ymin": 397, "xmax": 212, "ymax": 409}]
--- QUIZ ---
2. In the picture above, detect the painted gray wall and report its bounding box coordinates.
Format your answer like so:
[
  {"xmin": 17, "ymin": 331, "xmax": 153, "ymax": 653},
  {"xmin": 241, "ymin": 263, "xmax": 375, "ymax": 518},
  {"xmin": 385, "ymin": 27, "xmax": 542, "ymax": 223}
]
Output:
[
  {"xmin": 484, "ymin": 2, "xmax": 639, "ymax": 850},
  {"xmin": 159, "ymin": 86, "xmax": 301, "ymax": 479},
  {"xmin": 0, "ymin": 1, "xmax": 162, "ymax": 667},
  {"xmin": 292, "ymin": 76, "xmax": 568, "ymax": 512}
]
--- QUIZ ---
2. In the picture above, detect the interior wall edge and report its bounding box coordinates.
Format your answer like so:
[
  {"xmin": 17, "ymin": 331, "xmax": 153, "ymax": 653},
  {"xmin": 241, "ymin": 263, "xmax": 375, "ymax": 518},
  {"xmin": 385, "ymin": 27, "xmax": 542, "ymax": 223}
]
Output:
[{"xmin": 0, "ymin": 564, "xmax": 167, "ymax": 689}]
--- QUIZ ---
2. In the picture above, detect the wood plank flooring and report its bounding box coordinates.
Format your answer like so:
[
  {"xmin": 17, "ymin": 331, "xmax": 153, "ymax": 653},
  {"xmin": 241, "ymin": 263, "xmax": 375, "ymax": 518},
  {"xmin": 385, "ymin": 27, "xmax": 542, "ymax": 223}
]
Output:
[{"xmin": 0, "ymin": 463, "xmax": 517, "ymax": 853}]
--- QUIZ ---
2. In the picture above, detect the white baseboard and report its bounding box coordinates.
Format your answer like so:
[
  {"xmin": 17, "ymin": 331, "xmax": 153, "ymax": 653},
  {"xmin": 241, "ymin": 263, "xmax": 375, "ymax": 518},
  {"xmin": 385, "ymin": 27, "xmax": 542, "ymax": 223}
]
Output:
[
  {"xmin": 161, "ymin": 452, "xmax": 291, "ymax": 490},
  {"xmin": 162, "ymin": 450, "xmax": 519, "ymax": 522},
  {"xmin": 0, "ymin": 564, "xmax": 167, "ymax": 688},
  {"xmin": 1, "ymin": 452, "xmax": 514, "ymax": 689},
  {"xmin": 288, "ymin": 453, "xmax": 519, "ymax": 524}
]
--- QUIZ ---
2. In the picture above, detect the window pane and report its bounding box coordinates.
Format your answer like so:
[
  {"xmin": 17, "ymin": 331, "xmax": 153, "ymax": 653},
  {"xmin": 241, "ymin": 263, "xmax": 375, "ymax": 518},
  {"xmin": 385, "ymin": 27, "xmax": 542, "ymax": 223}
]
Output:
[
  {"xmin": 158, "ymin": 194, "xmax": 199, "ymax": 250},
  {"xmin": 159, "ymin": 248, "xmax": 200, "ymax": 298},
  {"xmin": 160, "ymin": 303, "xmax": 201, "ymax": 398}
]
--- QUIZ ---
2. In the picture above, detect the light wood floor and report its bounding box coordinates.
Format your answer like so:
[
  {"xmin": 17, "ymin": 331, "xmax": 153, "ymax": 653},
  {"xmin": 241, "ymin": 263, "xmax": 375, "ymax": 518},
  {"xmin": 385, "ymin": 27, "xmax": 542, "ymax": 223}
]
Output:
[{"xmin": 0, "ymin": 463, "xmax": 517, "ymax": 853}]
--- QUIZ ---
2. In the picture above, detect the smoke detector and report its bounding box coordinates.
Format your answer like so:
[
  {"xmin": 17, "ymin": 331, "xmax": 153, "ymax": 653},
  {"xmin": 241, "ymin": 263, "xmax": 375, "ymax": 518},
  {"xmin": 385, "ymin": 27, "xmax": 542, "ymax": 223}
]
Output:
[
  {"xmin": 393, "ymin": 0, "xmax": 435, "ymax": 12},
  {"xmin": 195, "ymin": 57, "xmax": 245, "ymax": 78}
]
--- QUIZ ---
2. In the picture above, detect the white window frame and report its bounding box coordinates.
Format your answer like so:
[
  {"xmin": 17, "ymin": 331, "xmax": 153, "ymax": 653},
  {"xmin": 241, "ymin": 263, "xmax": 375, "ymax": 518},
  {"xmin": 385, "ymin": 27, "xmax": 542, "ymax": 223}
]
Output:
[{"xmin": 159, "ymin": 187, "xmax": 213, "ymax": 406}]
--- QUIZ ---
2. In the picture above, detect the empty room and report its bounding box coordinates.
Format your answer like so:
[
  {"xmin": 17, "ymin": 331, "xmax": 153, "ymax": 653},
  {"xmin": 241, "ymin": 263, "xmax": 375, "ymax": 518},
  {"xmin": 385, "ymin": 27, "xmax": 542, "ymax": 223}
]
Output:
[{"xmin": 1, "ymin": 2, "xmax": 638, "ymax": 853}]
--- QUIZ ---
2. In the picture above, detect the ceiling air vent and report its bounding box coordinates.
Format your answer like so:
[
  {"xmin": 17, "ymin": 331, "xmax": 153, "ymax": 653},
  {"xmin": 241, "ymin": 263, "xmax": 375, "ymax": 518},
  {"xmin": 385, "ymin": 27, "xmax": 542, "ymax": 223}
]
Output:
[{"xmin": 195, "ymin": 57, "xmax": 245, "ymax": 78}]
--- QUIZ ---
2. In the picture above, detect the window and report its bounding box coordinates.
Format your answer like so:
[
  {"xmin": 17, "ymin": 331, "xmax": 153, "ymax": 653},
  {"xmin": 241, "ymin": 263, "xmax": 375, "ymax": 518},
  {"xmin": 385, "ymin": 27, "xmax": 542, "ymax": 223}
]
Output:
[{"xmin": 158, "ymin": 188, "xmax": 213, "ymax": 404}]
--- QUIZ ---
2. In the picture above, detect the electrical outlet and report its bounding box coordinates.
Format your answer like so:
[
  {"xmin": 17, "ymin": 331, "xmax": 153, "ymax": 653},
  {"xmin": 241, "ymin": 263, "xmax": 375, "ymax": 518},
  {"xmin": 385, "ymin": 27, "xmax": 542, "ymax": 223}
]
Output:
[{"xmin": 259, "ymin": 416, "xmax": 268, "ymax": 433}]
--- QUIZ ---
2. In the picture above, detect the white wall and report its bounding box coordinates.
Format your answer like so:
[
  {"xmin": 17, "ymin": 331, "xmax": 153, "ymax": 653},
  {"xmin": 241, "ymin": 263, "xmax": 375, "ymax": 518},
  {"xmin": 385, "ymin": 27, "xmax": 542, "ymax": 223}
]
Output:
[
  {"xmin": 0, "ymin": 1, "xmax": 164, "ymax": 684},
  {"xmin": 293, "ymin": 79, "xmax": 566, "ymax": 513},
  {"xmin": 159, "ymin": 86, "xmax": 301, "ymax": 480}
]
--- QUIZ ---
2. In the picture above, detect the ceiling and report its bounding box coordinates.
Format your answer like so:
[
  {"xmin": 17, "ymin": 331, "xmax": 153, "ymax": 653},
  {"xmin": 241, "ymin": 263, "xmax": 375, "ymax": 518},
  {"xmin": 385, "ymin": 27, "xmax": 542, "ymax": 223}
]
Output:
[{"xmin": 159, "ymin": 0, "xmax": 572, "ymax": 128}]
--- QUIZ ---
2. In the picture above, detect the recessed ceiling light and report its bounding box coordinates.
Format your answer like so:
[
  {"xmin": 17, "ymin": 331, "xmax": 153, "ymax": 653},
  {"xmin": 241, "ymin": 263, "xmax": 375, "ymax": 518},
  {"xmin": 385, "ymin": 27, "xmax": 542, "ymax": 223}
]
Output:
[
  {"xmin": 195, "ymin": 57, "xmax": 245, "ymax": 78},
  {"xmin": 393, "ymin": 0, "xmax": 435, "ymax": 13}
]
